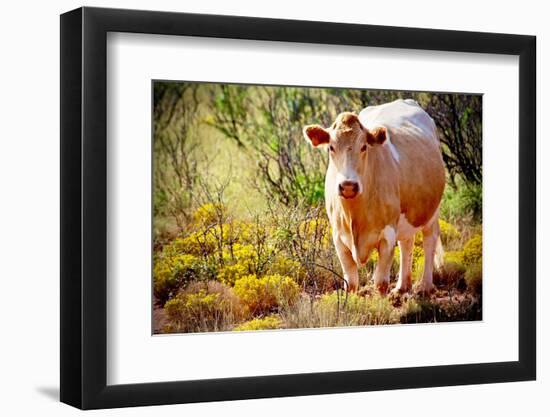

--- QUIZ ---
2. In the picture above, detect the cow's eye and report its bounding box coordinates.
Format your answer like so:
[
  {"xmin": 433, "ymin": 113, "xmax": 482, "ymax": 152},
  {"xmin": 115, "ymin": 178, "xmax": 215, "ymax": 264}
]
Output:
[
  {"xmin": 360, "ymin": 145, "xmax": 367, "ymax": 152},
  {"xmin": 329, "ymin": 145, "xmax": 335, "ymax": 153}
]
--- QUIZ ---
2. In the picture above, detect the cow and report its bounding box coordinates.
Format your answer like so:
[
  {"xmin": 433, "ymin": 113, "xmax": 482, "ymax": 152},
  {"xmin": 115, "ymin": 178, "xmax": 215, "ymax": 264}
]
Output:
[{"xmin": 303, "ymin": 99, "xmax": 446, "ymax": 295}]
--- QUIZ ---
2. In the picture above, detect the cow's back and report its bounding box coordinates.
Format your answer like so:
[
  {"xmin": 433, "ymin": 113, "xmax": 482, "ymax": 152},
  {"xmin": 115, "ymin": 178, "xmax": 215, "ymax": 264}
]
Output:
[{"xmin": 359, "ymin": 99, "xmax": 445, "ymax": 227}]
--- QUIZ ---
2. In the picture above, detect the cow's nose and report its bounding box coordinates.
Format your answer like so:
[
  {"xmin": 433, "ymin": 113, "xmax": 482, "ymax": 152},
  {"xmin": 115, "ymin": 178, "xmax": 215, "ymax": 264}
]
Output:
[{"xmin": 338, "ymin": 181, "xmax": 359, "ymax": 199}]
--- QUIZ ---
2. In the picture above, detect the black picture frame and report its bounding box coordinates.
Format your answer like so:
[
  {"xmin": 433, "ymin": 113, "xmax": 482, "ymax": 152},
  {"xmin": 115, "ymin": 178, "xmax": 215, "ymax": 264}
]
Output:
[{"xmin": 60, "ymin": 6, "xmax": 536, "ymax": 410}]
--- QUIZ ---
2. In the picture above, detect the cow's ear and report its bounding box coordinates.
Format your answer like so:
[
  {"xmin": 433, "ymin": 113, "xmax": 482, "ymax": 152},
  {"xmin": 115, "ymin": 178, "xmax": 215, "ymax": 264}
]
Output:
[
  {"xmin": 366, "ymin": 126, "xmax": 388, "ymax": 146},
  {"xmin": 303, "ymin": 125, "xmax": 330, "ymax": 147}
]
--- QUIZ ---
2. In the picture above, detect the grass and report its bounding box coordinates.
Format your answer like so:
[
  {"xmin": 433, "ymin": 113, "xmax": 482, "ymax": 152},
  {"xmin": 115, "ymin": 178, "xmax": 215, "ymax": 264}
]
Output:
[{"xmin": 158, "ymin": 275, "xmax": 482, "ymax": 334}]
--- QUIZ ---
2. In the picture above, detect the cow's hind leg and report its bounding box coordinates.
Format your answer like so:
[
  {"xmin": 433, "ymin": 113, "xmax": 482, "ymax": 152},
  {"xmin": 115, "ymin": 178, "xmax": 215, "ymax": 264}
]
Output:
[
  {"xmin": 373, "ymin": 226, "xmax": 396, "ymax": 295},
  {"xmin": 334, "ymin": 237, "xmax": 359, "ymax": 292},
  {"xmin": 392, "ymin": 237, "xmax": 414, "ymax": 294},
  {"xmin": 414, "ymin": 217, "xmax": 440, "ymax": 294}
]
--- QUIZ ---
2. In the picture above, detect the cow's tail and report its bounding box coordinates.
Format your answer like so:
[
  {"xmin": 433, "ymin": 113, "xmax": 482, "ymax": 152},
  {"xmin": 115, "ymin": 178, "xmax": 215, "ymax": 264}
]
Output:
[{"xmin": 434, "ymin": 237, "xmax": 444, "ymax": 269}]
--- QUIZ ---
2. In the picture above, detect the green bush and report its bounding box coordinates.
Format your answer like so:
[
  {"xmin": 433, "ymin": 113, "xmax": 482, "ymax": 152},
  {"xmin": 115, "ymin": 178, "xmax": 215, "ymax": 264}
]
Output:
[
  {"xmin": 164, "ymin": 281, "xmax": 243, "ymax": 333},
  {"xmin": 233, "ymin": 274, "xmax": 300, "ymax": 315},
  {"xmin": 440, "ymin": 182, "xmax": 482, "ymax": 223},
  {"xmin": 233, "ymin": 315, "xmax": 282, "ymax": 331}
]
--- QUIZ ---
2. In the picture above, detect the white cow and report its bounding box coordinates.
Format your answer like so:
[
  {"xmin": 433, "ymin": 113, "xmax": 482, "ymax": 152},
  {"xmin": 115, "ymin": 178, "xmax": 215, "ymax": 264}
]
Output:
[{"xmin": 303, "ymin": 99, "xmax": 445, "ymax": 294}]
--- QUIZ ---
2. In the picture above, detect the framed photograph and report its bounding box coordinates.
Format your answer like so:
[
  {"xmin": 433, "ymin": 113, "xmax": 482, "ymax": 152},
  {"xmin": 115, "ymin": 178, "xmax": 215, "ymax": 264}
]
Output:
[{"xmin": 60, "ymin": 6, "xmax": 536, "ymax": 410}]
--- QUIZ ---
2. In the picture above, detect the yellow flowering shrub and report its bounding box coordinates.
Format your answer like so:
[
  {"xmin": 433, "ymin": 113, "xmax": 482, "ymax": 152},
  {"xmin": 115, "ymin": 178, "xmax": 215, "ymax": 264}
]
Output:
[
  {"xmin": 438, "ymin": 219, "xmax": 460, "ymax": 245},
  {"xmin": 233, "ymin": 315, "xmax": 282, "ymax": 331},
  {"xmin": 233, "ymin": 274, "xmax": 300, "ymax": 315},
  {"xmin": 217, "ymin": 244, "xmax": 257, "ymax": 285},
  {"xmin": 298, "ymin": 218, "xmax": 332, "ymax": 249},
  {"xmin": 192, "ymin": 203, "xmax": 225, "ymax": 227},
  {"xmin": 164, "ymin": 281, "xmax": 243, "ymax": 333},
  {"xmin": 173, "ymin": 224, "xmax": 231, "ymax": 256},
  {"xmin": 232, "ymin": 220, "xmax": 273, "ymax": 245},
  {"xmin": 463, "ymin": 234, "xmax": 482, "ymax": 266},
  {"xmin": 415, "ymin": 219, "xmax": 460, "ymax": 248},
  {"xmin": 267, "ymin": 255, "xmax": 305, "ymax": 281},
  {"xmin": 154, "ymin": 253, "xmax": 199, "ymax": 305},
  {"xmin": 444, "ymin": 250, "xmax": 464, "ymax": 265}
]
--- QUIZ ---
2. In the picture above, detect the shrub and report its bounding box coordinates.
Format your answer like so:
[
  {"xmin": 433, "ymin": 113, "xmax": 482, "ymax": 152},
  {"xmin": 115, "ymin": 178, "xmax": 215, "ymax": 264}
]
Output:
[
  {"xmin": 298, "ymin": 218, "xmax": 332, "ymax": 249},
  {"xmin": 438, "ymin": 219, "xmax": 460, "ymax": 246},
  {"xmin": 154, "ymin": 253, "xmax": 199, "ymax": 305},
  {"xmin": 436, "ymin": 248, "xmax": 464, "ymax": 283},
  {"xmin": 163, "ymin": 281, "xmax": 243, "ymax": 333},
  {"xmin": 233, "ymin": 315, "xmax": 282, "ymax": 331},
  {"xmin": 175, "ymin": 225, "xmax": 230, "ymax": 256},
  {"xmin": 465, "ymin": 262, "xmax": 482, "ymax": 294},
  {"xmin": 234, "ymin": 220, "xmax": 273, "ymax": 245},
  {"xmin": 192, "ymin": 203, "xmax": 225, "ymax": 227},
  {"xmin": 233, "ymin": 274, "xmax": 300, "ymax": 315},
  {"xmin": 434, "ymin": 261, "xmax": 466, "ymax": 288},
  {"xmin": 463, "ymin": 234, "xmax": 482, "ymax": 266},
  {"xmin": 440, "ymin": 182, "xmax": 482, "ymax": 223},
  {"xmin": 217, "ymin": 243, "xmax": 257, "ymax": 285},
  {"xmin": 267, "ymin": 255, "xmax": 305, "ymax": 281},
  {"xmin": 444, "ymin": 250, "xmax": 464, "ymax": 265},
  {"xmin": 414, "ymin": 219, "xmax": 459, "ymax": 248}
]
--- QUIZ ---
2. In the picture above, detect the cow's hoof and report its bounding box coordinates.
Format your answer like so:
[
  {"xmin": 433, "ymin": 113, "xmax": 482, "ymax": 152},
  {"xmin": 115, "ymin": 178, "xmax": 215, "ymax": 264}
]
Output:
[
  {"xmin": 391, "ymin": 285, "xmax": 410, "ymax": 296},
  {"xmin": 414, "ymin": 281, "xmax": 434, "ymax": 295},
  {"xmin": 376, "ymin": 281, "xmax": 389, "ymax": 295}
]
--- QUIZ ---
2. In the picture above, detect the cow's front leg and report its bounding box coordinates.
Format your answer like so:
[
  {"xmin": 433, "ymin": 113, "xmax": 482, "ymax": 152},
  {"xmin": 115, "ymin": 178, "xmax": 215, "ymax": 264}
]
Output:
[
  {"xmin": 333, "ymin": 237, "xmax": 359, "ymax": 292},
  {"xmin": 373, "ymin": 226, "xmax": 396, "ymax": 295},
  {"xmin": 414, "ymin": 218, "xmax": 439, "ymax": 294}
]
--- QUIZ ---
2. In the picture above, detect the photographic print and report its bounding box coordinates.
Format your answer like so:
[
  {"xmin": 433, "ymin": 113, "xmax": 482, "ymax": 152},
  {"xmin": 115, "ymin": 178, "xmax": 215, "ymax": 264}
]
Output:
[{"xmin": 152, "ymin": 81, "xmax": 482, "ymax": 334}]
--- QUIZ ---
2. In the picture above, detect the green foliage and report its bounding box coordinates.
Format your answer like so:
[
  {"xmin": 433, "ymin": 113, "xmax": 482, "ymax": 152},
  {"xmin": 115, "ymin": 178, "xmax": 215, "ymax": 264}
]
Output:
[
  {"xmin": 233, "ymin": 274, "xmax": 300, "ymax": 315},
  {"xmin": 233, "ymin": 315, "xmax": 282, "ymax": 331},
  {"xmin": 440, "ymin": 182, "xmax": 482, "ymax": 223}
]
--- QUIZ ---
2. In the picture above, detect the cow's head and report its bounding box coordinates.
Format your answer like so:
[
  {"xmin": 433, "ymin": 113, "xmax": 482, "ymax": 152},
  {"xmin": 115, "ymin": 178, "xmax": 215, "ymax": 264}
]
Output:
[{"xmin": 303, "ymin": 112, "xmax": 387, "ymax": 199}]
